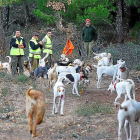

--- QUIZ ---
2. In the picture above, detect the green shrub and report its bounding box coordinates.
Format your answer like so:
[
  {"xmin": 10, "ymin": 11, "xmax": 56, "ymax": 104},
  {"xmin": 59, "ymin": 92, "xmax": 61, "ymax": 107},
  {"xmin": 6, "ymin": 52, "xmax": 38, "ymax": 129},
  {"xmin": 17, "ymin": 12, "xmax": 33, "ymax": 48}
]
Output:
[
  {"xmin": 2, "ymin": 88, "xmax": 8, "ymax": 96},
  {"xmin": 15, "ymin": 74, "xmax": 30, "ymax": 84},
  {"xmin": 76, "ymin": 102, "xmax": 112, "ymax": 117}
]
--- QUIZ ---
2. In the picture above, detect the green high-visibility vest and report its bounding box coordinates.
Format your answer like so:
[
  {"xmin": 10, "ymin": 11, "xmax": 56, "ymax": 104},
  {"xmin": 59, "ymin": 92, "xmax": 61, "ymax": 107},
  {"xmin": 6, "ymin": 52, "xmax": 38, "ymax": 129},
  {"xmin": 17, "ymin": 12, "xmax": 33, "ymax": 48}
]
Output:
[
  {"xmin": 43, "ymin": 35, "xmax": 52, "ymax": 54},
  {"xmin": 10, "ymin": 36, "xmax": 24, "ymax": 55},
  {"xmin": 29, "ymin": 37, "xmax": 41, "ymax": 59}
]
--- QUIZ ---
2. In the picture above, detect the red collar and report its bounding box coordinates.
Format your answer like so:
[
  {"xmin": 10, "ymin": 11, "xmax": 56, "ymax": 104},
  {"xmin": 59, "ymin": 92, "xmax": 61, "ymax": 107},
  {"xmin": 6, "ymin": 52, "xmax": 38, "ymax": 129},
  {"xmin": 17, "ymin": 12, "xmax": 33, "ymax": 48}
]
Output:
[
  {"xmin": 80, "ymin": 75, "xmax": 82, "ymax": 80},
  {"xmin": 114, "ymin": 83, "xmax": 117, "ymax": 90},
  {"xmin": 120, "ymin": 67, "xmax": 126, "ymax": 72}
]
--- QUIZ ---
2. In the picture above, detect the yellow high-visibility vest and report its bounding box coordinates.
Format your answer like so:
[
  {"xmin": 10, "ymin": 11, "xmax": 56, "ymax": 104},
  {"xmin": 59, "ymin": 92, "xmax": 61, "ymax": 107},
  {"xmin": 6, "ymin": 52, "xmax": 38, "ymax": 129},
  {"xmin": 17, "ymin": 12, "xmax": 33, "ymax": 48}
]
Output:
[
  {"xmin": 43, "ymin": 35, "xmax": 52, "ymax": 54},
  {"xmin": 10, "ymin": 36, "xmax": 24, "ymax": 55},
  {"xmin": 29, "ymin": 37, "xmax": 41, "ymax": 59}
]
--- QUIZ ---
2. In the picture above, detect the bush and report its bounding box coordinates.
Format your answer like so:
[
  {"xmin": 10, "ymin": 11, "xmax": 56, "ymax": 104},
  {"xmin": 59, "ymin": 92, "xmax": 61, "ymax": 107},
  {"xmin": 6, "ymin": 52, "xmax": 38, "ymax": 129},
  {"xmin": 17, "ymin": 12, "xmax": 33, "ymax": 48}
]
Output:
[
  {"xmin": 15, "ymin": 74, "xmax": 30, "ymax": 84},
  {"xmin": 76, "ymin": 102, "xmax": 113, "ymax": 117}
]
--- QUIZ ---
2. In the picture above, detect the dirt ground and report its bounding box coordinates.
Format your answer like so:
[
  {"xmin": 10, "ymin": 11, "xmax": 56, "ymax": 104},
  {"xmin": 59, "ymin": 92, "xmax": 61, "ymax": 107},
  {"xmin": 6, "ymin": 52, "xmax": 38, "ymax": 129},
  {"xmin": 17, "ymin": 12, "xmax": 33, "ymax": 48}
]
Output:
[{"xmin": 0, "ymin": 68, "xmax": 140, "ymax": 140}]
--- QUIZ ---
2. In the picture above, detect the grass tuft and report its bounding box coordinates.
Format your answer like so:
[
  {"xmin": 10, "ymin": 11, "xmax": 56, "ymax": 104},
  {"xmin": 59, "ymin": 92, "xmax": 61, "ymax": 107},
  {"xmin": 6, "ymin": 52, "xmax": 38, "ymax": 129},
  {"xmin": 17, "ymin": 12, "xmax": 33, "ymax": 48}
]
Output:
[{"xmin": 76, "ymin": 102, "xmax": 113, "ymax": 117}]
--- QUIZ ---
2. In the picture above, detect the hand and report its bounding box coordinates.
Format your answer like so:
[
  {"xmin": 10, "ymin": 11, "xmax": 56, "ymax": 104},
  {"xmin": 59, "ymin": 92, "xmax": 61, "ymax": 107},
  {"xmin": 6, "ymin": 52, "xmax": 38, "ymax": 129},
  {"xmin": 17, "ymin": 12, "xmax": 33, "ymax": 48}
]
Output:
[
  {"xmin": 39, "ymin": 41, "xmax": 43, "ymax": 45},
  {"xmin": 18, "ymin": 44, "xmax": 24, "ymax": 48}
]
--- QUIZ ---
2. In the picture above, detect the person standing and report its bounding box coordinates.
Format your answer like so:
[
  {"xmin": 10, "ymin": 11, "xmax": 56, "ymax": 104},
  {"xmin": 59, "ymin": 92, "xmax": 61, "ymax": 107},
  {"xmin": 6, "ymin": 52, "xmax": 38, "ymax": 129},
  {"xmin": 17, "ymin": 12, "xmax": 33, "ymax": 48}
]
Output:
[
  {"xmin": 82, "ymin": 19, "xmax": 98, "ymax": 59},
  {"xmin": 42, "ymin": 29, "xmax": 53, "ymax": 67},
  {"xmin": 29, "ymin": 32, "xmax": 43, "ymax": 71},
  {"xmin": 10, "ymin": 30, "xmax": 26, "ymax": 76}
]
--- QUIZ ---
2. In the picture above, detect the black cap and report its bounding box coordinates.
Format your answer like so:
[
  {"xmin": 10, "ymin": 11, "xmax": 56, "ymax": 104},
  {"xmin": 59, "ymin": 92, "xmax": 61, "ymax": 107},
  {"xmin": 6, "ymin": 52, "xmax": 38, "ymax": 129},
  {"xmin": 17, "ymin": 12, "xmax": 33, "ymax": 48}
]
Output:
[{"xmin": 32, "ymin": 32, "xmax": 39, "ymax": 36}]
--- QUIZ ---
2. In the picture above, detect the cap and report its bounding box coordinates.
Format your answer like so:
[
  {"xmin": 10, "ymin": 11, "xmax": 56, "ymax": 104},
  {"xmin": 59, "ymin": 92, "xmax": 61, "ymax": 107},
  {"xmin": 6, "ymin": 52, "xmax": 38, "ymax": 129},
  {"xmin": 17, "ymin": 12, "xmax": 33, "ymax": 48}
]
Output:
[
  {"xmin": 86, "ymin": 19, "xmax": 90, "ymax": 22},
  {"xmin": 32, "ymin": 32, "xmax": 39, "ymax": 36}
]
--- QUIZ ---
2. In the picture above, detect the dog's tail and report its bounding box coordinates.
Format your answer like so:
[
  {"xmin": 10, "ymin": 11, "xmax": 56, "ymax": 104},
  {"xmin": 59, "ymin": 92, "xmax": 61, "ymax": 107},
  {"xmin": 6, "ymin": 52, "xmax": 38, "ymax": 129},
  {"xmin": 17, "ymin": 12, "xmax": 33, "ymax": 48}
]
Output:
[
  {"xmin": 26, "ymin": 87, "xmax": 33, "ymax": 96},
  {"xmin": 5, "ymin": 56, "xmax": 11, "ymax": 63},
  {"xmin": 116, "ymin": 76, "xmax": 135, "ymax": 85},
  {"xmin": 58, "ymin": 76, "xmax": 66, "ymax": 82}
]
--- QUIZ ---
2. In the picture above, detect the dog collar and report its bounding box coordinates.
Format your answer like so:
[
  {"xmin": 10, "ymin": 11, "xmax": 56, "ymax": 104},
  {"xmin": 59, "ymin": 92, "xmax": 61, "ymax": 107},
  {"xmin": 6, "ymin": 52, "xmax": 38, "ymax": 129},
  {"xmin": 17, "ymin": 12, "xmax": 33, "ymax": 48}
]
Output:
[
  {"xmin": 120, "ymin": 67, "xmax": 126, "ymax": 72},
  {"xmin": 97, "ymin": 57, "xmax": 102, "ymax": 61},
  {"xmin": 114, "ymin": 83, "xmax": 117, "ymax": 90},
  {"xmin": 80, "ymin": 75, "xmax": 82, "ymax": 80}
]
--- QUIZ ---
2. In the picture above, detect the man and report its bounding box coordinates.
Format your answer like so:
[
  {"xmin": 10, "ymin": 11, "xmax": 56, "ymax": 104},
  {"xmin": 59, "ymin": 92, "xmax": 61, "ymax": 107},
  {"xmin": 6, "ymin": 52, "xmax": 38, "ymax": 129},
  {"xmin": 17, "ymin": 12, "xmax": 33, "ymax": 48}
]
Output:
[
  {"xmin": 42, "ymin": 29, "xmax": 53, "ymax": 67},
  {"xmin": 29, "ymin": 32, "xmax": 43, "ymax": 71},
  {"xmin": 10, "ymin": 30, "xmax": 26, "ymax": 76},
  {"xmin": 82, "ymin": 19, "xmax": 98, "ymax": 59}
]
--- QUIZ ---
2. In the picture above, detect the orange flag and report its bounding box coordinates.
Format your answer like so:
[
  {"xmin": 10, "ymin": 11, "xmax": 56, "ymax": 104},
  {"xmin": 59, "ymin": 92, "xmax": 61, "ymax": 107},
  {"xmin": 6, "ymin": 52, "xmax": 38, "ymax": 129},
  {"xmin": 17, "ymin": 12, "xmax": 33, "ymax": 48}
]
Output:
[{"xmin": 62, "ymin": 39, "xmax": 75, "ymax": 55}]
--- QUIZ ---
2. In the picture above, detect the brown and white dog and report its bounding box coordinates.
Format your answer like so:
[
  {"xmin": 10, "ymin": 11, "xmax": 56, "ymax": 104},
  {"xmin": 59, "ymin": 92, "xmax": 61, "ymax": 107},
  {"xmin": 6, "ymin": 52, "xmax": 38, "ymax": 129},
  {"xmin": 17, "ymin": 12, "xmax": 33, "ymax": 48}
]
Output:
[
  {"xmin": 25, "ymin": 87, "xmax": 46, "ymax": 137},
  {"xmin": 0, "ymin": 56, "xmax": 11, "ymax": 75},
  {"xmin": 116, "ymin": 100, "xmax": 140, "ymax": 140}
]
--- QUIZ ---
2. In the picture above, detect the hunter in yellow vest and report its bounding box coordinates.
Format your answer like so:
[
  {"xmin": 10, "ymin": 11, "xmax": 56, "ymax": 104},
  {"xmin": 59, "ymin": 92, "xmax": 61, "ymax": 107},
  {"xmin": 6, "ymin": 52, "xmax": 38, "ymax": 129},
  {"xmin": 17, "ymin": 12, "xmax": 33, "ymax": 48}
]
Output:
[
  {"xmin": 10, "ymin": 30, "xmax": 26, "ymax": 76},
  {"xmin": 42, "ymin": 29, "xmax": 53, "ymax": 67},
  {"xmin": 29, "ymin": 32, "xmax": 43, "ymax": 71}
]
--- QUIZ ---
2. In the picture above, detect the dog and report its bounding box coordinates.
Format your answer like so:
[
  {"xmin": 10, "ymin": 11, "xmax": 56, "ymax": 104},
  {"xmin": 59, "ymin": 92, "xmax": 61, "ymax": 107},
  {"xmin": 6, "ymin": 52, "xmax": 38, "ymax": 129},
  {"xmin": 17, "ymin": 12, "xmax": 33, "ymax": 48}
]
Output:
[
  {"xmin": 108, "ymin": 78, "xmax": 136, "ymax": 103},
  {"xmin": 30, "ymin": 66, "xmax": 50, "ymax": 80},
  {"xmin": 93, "ymin": 59, "xmax": 124, "ymax": 88},
  {"xmin": 117, "ymin": 60, "xmax": 129, "ymax": 81},
  {"xmin": 0, "ymin": 56, "xmax": 11, "ymax": 75},
  {"xmin": 38, "ymin": 53, "xmax": 49, "ymax": 67},
  {"xmin": 115, "ymin": 100, "xmax": 140, "ymax": 140},
  {"xmin": 93, "ymin": 52, "xmax": 111, "ymax": 58},
  {"xmin": 93, "ymin": 64, "xmax": 118, "ymax": 88},
  {"xmin": 52, "ymin": 76, "xmax": 66, "ymax": 116},
  {"xmin": 47, "ymin": 64, "xmax": 58, "ymax": 89},
  {"xmin": 25, "ymin": 87, "xmax": 46, "ymax": 137},
  {"xmin": 73, "ymin": 59, "xmax": 83, "ymax": 68},
  {"xmin": 58, "ymin": 73, "xmax": 90, "ymax": 96},
  {"xmin": 81, "ymin": 64, "xmax": 92, "ymax": 76},
  {"xmin": 56, "ymin": 65, "xmax": 76, "ymax": 75},
  {"xmin": 60, "ymin": 54, "xmax": 69, "ymax": 64},
  {"xmin": 93, "ymin": 53, "xmax": 113, "ymax": 66}
]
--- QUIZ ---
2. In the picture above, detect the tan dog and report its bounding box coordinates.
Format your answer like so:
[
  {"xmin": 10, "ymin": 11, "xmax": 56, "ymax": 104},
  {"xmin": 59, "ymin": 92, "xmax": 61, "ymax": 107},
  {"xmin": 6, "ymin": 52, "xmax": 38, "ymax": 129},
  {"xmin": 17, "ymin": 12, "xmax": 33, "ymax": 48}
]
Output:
[
  {"xmin": 48, "ymin": 64, "xmax": 58, "ymax": 89},
  {"xmin": 25, "ymin": 87, "xmax": 46, "ymax": 137}
]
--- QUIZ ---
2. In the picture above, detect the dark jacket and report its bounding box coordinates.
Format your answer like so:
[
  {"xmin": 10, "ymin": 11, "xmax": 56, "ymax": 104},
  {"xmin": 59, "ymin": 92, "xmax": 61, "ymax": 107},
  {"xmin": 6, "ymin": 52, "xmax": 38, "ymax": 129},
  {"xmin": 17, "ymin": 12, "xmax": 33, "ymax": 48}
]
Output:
[
  {"xmin": 29, "ymin": 41, "xmax": 43, "ymax": 50},
  {"xmin": 82, "ymin": 25, "xmax": 98, "ymax": 42}
]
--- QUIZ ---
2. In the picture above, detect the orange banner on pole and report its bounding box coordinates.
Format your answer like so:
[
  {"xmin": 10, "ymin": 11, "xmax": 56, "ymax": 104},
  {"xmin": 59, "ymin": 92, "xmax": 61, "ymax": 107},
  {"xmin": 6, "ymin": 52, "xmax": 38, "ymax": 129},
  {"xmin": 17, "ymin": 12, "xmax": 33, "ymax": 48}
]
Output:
[{"xmin": 62, "ymin": 39, "xmax": 75, "ymax": 55}]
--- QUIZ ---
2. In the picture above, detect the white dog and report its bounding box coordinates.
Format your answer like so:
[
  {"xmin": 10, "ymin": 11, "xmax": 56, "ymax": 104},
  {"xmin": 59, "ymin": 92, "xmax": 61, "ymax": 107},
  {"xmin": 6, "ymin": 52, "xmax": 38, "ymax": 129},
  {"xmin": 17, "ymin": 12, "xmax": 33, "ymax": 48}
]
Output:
[
  {"xmin": 108, "ymin": 78, "xmax": 135, "ymax": 103},
  {"xmin": 72, "ymin": 59, "xmax": 83, "ymax": 68},
  {"xmin": 38, "ymin": 53, "xmax": 49, "ymax": 67},
  {"xmin": 93, "ymin": 53, "xmax": 112, "ymax": 66},
  {"xmin": 116, "ymin": 100, "xmax": 140, "ymax": 140},
  {"xmin": 93, "ymin": 59, "xmax": 124, "ymax": 88},
  {"xmin": 117, "ymin": 60, "xmax": 129, "ymax": 80},
  {"xmin": 93, "ymin": 64, "xmax": 118, "ymax": 88},
  {"xmin": 0, "ymin": 56, "xmax": 11, "ymax": 75},
  {"xmin": 60, "ymin": 54, "xmax": 69, "ymax": 64},
  {"xmin": 58, "ymin": 73, "xmax": 90, "ymax": 96},
  {"xmin": 52, "ymin": 76, "xmax": 66, "ymax": 116},
  {"xmin": 93, "ymin": 52, "xmax": 109, "ymax": 57},
  {"xmin": 56, "ymin": 65, "xmax": 76, "ymax": 75}
]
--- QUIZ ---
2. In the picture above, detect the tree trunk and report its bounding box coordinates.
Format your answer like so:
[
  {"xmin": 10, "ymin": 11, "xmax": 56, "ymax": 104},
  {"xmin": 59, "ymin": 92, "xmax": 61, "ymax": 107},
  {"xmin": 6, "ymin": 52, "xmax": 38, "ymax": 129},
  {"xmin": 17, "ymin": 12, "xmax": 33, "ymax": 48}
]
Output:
[
  {"xmin": 123, "ymin": 1, "xmax": 130, "ymax": 35},
  {"xmin": 0, "ymin": 6, "xmax": 5, "ymax": 55},
  {"xmin": 24, "ymin": 4, "xmax": 30, "ymax": 33},
  {"xmin": 116, "ymin": 0, "xmax": 124, "ymax": 43},
  {"xmin": 2, "ymin": 6, "xmax": 10, "ymax": 30}
]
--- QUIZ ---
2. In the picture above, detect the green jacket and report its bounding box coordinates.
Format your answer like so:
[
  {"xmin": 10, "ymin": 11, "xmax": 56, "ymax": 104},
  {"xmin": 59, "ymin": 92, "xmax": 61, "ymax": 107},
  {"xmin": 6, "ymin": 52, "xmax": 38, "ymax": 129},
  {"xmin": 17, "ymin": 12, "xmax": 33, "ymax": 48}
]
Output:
[{"xmin": 82, "ymin": 25, "xmax": 98, "ymax": 42}]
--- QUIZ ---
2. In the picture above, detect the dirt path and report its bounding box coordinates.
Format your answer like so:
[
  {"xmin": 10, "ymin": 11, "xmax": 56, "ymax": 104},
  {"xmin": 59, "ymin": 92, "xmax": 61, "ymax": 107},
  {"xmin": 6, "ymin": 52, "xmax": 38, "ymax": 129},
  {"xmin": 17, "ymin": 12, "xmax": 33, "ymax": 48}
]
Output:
[{"xmin": 0, "ymin": 70, "xmax": 140, "ymax": 140}]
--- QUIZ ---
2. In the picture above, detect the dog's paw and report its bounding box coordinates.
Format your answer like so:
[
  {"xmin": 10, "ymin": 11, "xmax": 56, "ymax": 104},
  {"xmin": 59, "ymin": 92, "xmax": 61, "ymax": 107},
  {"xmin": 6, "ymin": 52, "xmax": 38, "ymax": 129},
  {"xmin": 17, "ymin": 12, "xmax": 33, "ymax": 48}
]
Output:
[
  {"xmin": 32, "ymin": 133, "xmax": 38, "ymax": 137},
  {"xmin": 60, "ymin": 113, "xmax": 64, "ymax": 116}
]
